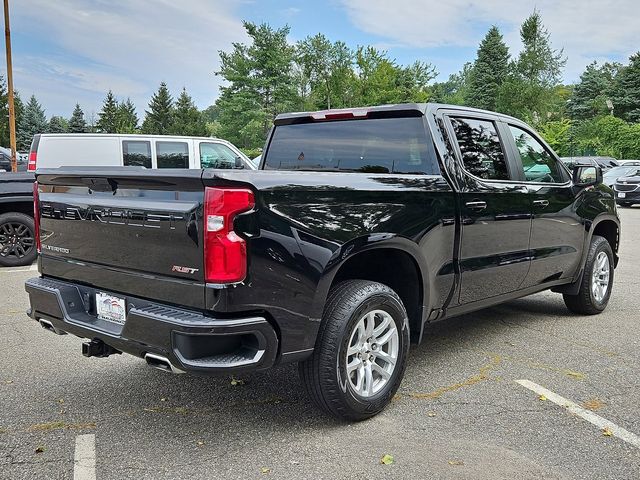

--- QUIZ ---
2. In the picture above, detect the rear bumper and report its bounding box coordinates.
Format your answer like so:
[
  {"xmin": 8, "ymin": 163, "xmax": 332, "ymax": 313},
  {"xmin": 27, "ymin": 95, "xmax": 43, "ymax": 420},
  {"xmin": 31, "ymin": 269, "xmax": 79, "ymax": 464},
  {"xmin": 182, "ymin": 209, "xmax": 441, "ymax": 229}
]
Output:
[{"xmin": 25, "ymin": 276, "xmax": 278, "ymax": 374}]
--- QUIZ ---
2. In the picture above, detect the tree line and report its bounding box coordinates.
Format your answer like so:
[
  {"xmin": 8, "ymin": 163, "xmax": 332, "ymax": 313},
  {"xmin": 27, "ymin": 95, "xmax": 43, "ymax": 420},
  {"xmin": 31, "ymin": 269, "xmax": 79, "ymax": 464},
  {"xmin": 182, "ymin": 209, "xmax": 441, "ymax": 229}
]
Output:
[{"xmin": 3, "ymin": 10, "xmax": 640, "ymax": 158}]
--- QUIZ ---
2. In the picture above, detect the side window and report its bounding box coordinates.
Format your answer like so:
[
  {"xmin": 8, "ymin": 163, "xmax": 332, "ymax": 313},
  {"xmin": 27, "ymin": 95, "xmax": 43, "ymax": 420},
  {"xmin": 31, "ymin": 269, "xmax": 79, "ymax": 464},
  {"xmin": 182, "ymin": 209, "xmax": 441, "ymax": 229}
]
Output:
[
  {"xmin": 450, "ymin": 117, "xmax": 509, "ymax": 180},
  {"xmin": 508, "ymin": 126, "xmax": 565, "ymax": 183},
  {"xmin": 122, "ymin": 141, "xmax": 151, "ymax": 168},
  {"xmin": 156, "ymin": 141, "xmax": 189, "ymax": 169},
  {"xmin": 199, "ymin": 143, "xmax": 238, "ymax": 169}
]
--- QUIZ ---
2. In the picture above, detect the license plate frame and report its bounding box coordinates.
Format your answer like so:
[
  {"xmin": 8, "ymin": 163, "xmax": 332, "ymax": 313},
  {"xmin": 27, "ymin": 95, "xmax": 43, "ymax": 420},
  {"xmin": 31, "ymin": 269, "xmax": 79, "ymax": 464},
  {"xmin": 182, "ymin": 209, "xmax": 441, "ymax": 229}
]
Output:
[
  {"xmin": 618, "ymin": 192, "xmax": 626, "ymax": 198},
  {"xmin": 96, "ymin": 292, "xmax": 126, "ymax": 325}
]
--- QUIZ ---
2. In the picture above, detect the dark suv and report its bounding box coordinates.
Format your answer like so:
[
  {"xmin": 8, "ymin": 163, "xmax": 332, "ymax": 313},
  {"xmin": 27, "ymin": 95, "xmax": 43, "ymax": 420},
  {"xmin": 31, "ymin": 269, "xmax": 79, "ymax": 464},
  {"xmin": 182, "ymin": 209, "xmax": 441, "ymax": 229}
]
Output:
[{"xmin": 614, "ymin": 167, "xmax": 640, "ymax": 207}]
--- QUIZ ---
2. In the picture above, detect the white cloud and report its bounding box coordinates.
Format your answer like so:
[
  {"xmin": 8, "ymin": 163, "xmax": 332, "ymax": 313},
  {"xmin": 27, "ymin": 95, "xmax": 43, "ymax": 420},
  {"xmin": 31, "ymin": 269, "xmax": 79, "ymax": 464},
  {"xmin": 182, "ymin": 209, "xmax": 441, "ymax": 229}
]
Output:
[
  {"xmin": 9, "ymin": 0, "xmax": 248, "ymax": 116},
  {"xmin": 338, "ymin": 0, "xmax": 640, "ymax": 80}
]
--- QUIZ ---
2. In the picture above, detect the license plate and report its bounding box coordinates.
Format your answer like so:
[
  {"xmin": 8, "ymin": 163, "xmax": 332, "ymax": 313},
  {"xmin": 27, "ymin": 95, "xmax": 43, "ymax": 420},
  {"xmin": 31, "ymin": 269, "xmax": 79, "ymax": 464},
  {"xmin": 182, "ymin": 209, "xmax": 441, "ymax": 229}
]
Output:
[
  {"xmin": 618, "ymin": 192, "xmax": 626, "ymax": 198},
  {"xmin": 96, "ymin": 292, "xmax": 126, "ymax": 325}
]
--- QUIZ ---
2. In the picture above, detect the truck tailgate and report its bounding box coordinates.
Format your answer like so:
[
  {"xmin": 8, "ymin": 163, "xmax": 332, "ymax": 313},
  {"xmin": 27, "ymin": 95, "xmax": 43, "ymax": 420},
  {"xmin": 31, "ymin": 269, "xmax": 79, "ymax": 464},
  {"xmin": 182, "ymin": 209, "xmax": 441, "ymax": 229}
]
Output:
[{"xmin": 36, "ymin": 169, "xmax": 206, "ymax": 309}]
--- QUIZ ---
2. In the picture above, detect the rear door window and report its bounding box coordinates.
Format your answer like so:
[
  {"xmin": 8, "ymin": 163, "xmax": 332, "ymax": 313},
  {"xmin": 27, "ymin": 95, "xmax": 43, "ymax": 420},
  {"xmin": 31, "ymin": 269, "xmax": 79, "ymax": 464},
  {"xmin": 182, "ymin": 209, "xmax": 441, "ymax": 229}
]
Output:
[
  {"xmin": 263, "ymin": 117, "xmax": 439, "ymax": 174},
  {"xmin": 156, "ymin": 141, "xmax": 189, "ymax": 169},
  {"xmin": 450, "ymin": 117, "xmax": 509, "ymax": 180},
  {"xmin": 199, "ymin": 142, "xmax": 237, "ymax": 169},
  {"xmin": 122, "ymin": 140, "xmax": 151, "ymax": 168}
]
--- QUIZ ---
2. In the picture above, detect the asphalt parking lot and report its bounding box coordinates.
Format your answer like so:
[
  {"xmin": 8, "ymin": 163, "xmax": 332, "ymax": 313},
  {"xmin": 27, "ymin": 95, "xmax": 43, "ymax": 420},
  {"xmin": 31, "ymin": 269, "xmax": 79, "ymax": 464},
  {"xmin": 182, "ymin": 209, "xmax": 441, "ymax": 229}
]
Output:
[{"xmin": 1, "ymin": 209, "xmax": 639, "ymax": 480}]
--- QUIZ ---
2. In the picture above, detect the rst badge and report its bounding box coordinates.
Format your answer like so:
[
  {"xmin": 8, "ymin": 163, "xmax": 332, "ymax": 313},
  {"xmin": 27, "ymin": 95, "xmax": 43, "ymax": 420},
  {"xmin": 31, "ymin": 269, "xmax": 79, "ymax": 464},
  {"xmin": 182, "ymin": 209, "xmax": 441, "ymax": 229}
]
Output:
[{"xmin": 172, "ymin": 265, "xmax": 199, "ymax": 274}]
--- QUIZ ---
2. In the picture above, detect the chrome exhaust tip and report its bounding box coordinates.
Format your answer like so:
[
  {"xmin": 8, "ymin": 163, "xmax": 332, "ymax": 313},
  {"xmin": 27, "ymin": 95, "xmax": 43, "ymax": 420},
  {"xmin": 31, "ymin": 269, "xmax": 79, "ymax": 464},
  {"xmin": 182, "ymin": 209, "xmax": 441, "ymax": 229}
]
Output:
[
  {"xmin": 38, "ymin": 319, "xmax": 67, "ymax": 335},
  {"xmin": 144, "ymin": 353, "xmax": 185, "ymax": 374}
]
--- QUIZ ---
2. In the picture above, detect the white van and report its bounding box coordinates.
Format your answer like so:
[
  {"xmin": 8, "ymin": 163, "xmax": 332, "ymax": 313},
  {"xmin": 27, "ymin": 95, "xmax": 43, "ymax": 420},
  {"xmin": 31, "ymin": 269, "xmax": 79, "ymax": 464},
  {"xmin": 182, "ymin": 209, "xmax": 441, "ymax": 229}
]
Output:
[{"xmin": 27, "ymin": 134, "xmax": 255, "ymax": 171}]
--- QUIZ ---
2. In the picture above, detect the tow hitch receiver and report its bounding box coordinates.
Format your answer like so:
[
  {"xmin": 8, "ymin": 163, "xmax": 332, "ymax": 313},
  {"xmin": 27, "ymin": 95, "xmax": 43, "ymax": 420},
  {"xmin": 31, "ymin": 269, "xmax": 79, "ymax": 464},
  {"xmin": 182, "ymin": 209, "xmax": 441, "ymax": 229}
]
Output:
[{"xmin": 82, "ymin": 339, "xmax": 121, "ymax": 358}]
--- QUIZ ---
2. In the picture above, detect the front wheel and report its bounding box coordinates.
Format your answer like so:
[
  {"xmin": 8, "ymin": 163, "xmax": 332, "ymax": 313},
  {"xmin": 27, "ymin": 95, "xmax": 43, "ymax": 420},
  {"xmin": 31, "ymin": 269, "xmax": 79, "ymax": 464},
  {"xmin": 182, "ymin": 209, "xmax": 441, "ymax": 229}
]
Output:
[
  {"xmin": 563, "ymin": 235, "xmax": 614, "ymax": 315},
  {"xmin": 299, "ymin": 280, "xmax": 410, "ymax": 421}
]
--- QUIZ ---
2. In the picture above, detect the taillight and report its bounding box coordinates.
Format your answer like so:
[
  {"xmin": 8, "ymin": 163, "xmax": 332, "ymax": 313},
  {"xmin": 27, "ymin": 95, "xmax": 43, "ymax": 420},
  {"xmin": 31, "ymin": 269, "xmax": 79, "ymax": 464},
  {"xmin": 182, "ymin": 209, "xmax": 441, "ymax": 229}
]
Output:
[
  {"xmin": 203, "ymin": 187, "xmax": 254, "ymax": 283},
  {"xmin": 33, "ymin": 181, "xmax": 41, "ymax": 253},
  {"xmin": 28, "ymin": 151, "xmax": 37, "ymax": 171}
]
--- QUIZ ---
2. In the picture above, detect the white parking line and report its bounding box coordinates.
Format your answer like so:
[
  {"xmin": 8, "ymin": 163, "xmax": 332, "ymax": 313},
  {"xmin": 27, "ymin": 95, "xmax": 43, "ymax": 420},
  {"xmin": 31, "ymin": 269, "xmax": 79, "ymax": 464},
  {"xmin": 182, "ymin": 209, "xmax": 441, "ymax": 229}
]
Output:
[
  {"xmin": 516, "ymin": 379, "xmax": 640, "ymax": 449},
  {"xmin": 74, "ymin": 434, "xmax": 96, "ymax": 480},
  {"xmin": 0, "ymin": 264, "xmax": 37, "ymax": 273}
]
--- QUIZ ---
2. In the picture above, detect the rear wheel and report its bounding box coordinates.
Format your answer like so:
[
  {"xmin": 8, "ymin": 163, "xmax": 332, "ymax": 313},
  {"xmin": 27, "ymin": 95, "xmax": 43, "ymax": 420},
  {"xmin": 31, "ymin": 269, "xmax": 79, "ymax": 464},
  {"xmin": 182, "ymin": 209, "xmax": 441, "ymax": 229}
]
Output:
[
  {"xmin": 0, "ymin": 213, "xmax": 37, "ymax": 267},
  {"xmin": 299, "ymin": 280, "xmax": 410, "ymax": 421},
  {"xmin": 563, "ymin": 235, "xmax": 613, "ymax": 315}
]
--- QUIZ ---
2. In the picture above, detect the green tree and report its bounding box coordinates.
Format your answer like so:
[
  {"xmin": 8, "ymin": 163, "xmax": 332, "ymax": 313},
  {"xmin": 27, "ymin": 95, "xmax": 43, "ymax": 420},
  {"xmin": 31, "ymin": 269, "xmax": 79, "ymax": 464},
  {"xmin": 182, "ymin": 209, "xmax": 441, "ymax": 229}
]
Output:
[
  {"xmin": 96, "ymin": 90, "xmax": 119, "ymax": 133},
  {"xmin": 611, "ymin": 52, "xmax": 640, "ymax": 122},
  {"xmin": 142, "ymin": 82, "xmax": 174, "ymax": 134},
  {"xmin": 467, "ymin": 26, "xmax": 510, "ymax": 111},
  {"xmin": 216, "ymin": 22, "xmax": 297, "ymax": 149},
  {"xmin": 567, "ymin": 62, "xmax": 620, "ymax": 120},
  {"xmin": 296, "ymin": 34, "xmax": 355, "ymax": 109},
  {"xmin": 68, "ymin": 104, "xmax": 87, "ymax": 133},
  {"xmin": 430, "ymin": 64, "xmax": 473, "ymax": 105},
  {"xmin": 48, "ymin": 115, "xmax": 68, "ymax": 133},
  {"xmin": 0, "ymin": 78, "xmax": 24, "ymax": 148},
  {"xmin": 497, "ymin": 11, "xmax": 566, "ymax": 120},
  {"xmin": 115, "ymin": 98, "xmax": 139, "ymax": 133},
  {"xmin": 17, "ymin": 95, "xmax": 47, "ymax": 150},
  {"xmin": 537, "ymin": 118, "xmax": 572, "ymax": 156},
  {"xmin": 172, "ymin": 88, "xmax": 207, "ymax": 136}
]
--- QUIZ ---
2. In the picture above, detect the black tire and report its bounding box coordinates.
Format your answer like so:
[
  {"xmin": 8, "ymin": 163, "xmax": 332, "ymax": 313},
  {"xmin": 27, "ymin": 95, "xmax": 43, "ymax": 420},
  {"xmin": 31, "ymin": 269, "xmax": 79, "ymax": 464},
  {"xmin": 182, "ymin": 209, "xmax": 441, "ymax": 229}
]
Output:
[
  {"xmin": 0, "ymin": 212, "xmax": 37, "ymax": 267},
  {"xmin": 563, "ymin": 235, "xmax": 614, "ymax": 315},
  {"xmin": 299, "ymin": 280, "xmax": 410, "ymax": 421}
]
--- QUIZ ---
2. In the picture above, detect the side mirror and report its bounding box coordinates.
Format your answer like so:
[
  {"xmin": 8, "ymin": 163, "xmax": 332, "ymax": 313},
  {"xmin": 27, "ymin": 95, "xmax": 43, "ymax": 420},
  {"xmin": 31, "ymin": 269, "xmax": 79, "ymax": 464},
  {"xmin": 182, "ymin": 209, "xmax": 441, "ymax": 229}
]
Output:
[
  {"xmin": 572, "ymin": 165, "xmax": 602, "ymax": 187},
  {"xmin": 234, "ymin": 157, "xmax": 245, "ymax": 169}
]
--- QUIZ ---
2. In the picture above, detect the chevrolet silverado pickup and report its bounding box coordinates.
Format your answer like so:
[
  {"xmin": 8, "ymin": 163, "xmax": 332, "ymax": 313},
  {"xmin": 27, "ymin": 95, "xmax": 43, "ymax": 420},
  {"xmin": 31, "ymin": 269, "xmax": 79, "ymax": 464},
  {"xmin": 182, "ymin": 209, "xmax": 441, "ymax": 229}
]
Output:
[{"xmin": 25, "ymin": 103, "xmax": 620, "ymax": 420}]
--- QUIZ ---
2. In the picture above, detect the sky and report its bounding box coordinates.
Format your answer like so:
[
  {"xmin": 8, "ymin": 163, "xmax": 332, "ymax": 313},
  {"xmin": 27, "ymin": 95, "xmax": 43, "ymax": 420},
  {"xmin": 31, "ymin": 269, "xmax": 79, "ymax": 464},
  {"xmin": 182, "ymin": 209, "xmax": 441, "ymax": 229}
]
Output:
[{"xmin": 3, "ymin": 0, "xmax": 639, "ymax": 120}]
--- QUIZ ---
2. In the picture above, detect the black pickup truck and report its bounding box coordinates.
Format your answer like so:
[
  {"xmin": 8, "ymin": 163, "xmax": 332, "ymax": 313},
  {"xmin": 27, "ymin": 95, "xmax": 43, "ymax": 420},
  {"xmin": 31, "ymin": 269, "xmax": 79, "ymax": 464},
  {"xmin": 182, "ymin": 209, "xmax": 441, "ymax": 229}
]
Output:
[
  {"xmin": 0, "ymin": 172, "xmax": 36, "ymax": 267},
  {"xmin": 25, "ymin": 103, "xmax": 620, "ymax": 420}
]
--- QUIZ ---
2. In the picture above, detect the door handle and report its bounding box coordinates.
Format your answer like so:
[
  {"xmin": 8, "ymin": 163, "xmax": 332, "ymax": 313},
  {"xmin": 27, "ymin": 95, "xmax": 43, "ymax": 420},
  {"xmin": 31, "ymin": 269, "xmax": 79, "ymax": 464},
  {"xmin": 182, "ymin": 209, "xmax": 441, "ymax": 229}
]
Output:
[
  {"xmin": 465, "ymin": 201, "xmax": 487, "ymax": 211},
  {"xmin": 533, "ymin": 199, "xmax": 549, "ymax": 208}
]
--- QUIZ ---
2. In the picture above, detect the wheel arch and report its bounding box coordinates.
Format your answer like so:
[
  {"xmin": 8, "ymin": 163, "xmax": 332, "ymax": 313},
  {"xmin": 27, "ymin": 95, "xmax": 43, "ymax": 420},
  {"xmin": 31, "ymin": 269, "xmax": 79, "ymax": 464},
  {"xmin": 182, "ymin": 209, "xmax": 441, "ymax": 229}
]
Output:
[{"xmin": 311, "ymin": 236, "xmax": 431, "ymax": 343}]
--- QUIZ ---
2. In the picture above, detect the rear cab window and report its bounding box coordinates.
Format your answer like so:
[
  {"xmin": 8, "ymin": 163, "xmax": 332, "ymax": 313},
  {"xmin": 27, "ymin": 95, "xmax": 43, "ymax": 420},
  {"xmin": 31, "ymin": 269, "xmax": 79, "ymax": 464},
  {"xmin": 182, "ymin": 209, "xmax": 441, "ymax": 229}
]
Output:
[
  {"xmin": 156, "ymin": 141, "xmax": 189, "ymax": 169},
  {"xmin": 122, "ymin": 140, "xmax": 151, "ymax": 168},
  {"xmin": 263, "ymin": 117, "xmax": 439, "ymax": 174}
]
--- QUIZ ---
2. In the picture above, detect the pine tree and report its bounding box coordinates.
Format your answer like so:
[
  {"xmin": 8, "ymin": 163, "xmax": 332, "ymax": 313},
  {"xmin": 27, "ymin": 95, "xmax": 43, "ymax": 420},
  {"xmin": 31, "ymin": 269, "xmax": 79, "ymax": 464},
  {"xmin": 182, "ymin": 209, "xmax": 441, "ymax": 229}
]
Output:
[
  {"xmin": 172, "ymin": 88, "xmax": 207, "ymax": 136},
  {"xmin": 48, "ymin": 116, "xmax": 68, "ymax": 133},
  {"xmin": 96, "ymin": 90, "xmax": 119, "ymax": 133},
  {"xmin": 612, "ymin": 52, "xmax": 640, "ymax": 122},
  {"xmin": 567, "ymin": 62, "xmax": 620, "ymax": 121},
  {"xmin": 497, "ymin": 11, "xmax": 566, "ymax": 120},
  {"xmin": 68, "ymin": 104, "xmax": 87, "ymax": 133},
  {"xmin": 17, "ymin": 95, "xmax": 47, "ymax": 150},
  {"xmin": 115, "ymin": 98, "xmax": 139, "ymax": 133},
  {"xmin": 141, "ymin": 82, "xmax": 174, "ymax": 134},
  {"xmin": 467, "ymin": 26, "xmax": 510, "ymax": 111}
]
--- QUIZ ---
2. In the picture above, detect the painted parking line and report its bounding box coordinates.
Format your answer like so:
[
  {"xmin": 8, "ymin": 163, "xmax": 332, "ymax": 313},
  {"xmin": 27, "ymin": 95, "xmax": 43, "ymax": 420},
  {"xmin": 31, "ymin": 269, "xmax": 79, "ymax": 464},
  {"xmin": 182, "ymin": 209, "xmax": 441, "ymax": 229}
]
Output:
[
  {"xmin": 0, "ymin": 264, "xmax": 37, "ymax": 273},
  {"xmin": 516, "ymin": 379, "xmax": 640, "ymax": 449},
  {"xmin": 74, "ymin": 434, "xmax": 96, "ymax": 480}
]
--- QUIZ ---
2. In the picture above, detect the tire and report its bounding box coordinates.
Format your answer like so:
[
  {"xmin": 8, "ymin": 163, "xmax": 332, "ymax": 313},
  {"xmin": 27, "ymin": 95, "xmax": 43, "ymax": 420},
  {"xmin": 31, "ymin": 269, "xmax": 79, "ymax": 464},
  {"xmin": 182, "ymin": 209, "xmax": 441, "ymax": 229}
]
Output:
[
  {"xmin": 563, "ymin": 235, "xmax": 614, "ymax": 315},
  {"xmin": 618, "ymin": 202, "xmax": 631, "ymax": 208},
  {"xmin": 299, "ymin": 280, "xmax": 410, "ymax": 421},
  {"xmin": 0, "ymin": 212, "xmax": 37, "ymax": 267}
]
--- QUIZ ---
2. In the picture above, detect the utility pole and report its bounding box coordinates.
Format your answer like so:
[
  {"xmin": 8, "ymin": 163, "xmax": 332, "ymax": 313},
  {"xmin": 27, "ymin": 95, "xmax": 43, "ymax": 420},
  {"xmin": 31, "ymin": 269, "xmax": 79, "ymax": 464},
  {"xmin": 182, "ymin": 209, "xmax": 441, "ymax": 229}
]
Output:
[{"xmin": 3, "ymin": 0, "xmax": 17, "ymax": 172}]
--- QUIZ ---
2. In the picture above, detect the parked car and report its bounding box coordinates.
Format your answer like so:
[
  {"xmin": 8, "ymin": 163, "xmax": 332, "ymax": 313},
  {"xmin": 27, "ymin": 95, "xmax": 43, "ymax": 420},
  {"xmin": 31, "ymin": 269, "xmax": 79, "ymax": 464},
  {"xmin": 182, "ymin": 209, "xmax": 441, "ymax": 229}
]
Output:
[
  {"xmin": 27, "ymin": 134, "xmax": 255, "ymax": 171},
  {"xmin": 0, "ymin": 172, "xmax": 36, "ymax": 266},
  {"xmin": 603, "ymin": 165, "xmax": 640, "ymax": 187},
  {"xmin": 26, "ymin": 103, "xmax": 620, "ymax": 420},
  {"xmin": 613, "ymin": 168, "xmax": 640, "ymax": 207},
  {"xmin": 0, "ymin": 147, "xmax": 28, "ymax": 172},
  {"xmin": 618, "ymin": 159, "xmax": 640, "ymax": 166},
  {"xmin": 560, "ymin": 156, "xmax": 619, "ymax": 171}
]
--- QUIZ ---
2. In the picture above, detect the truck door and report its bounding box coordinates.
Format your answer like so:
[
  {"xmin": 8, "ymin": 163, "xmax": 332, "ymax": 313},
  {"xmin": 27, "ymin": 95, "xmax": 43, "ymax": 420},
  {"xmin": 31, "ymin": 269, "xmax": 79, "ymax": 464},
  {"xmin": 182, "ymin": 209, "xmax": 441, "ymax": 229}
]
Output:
[
  {"xmin": 502, "ymin": 123, "xmax": 584, "ymax": 288},
  {"xmin": 445, "ymin": 114, "xmax": 532, "ymax": 305}
]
